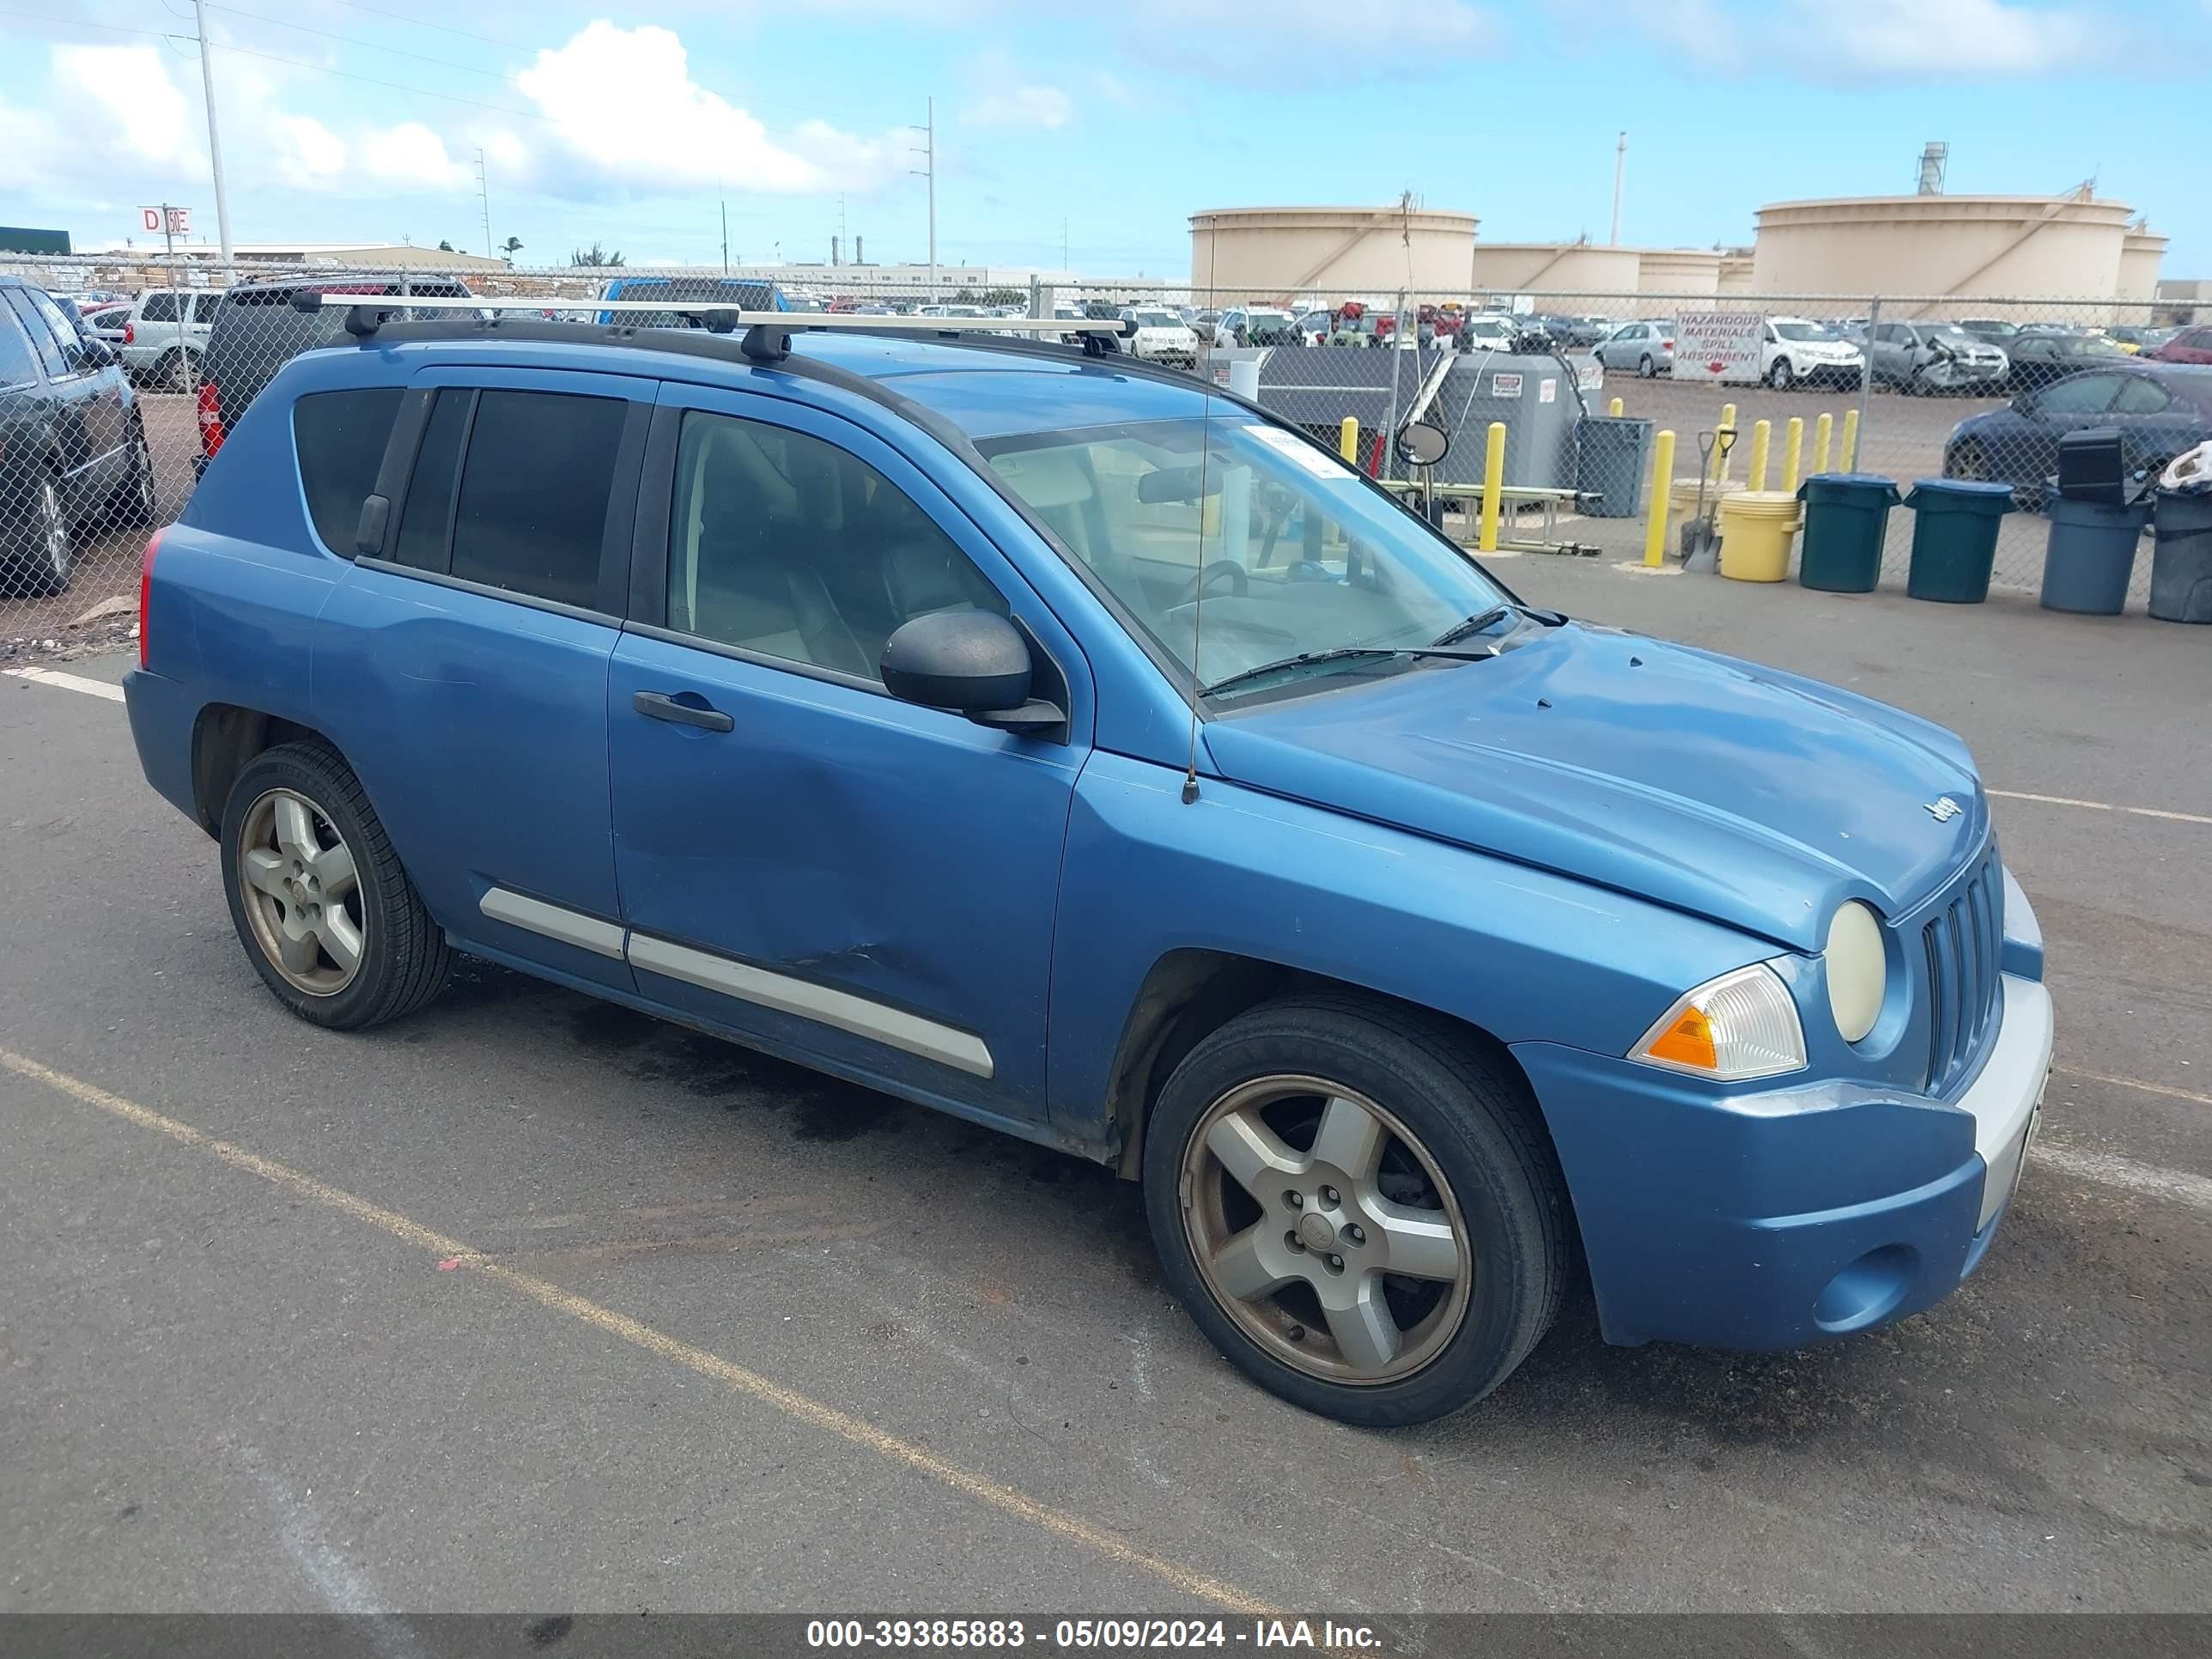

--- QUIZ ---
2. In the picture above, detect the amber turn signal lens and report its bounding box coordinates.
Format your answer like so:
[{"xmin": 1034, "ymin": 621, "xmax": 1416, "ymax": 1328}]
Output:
[{"xmin": 1645, "ymin": 1006, "xmax": 1717, "ymax": 1071}]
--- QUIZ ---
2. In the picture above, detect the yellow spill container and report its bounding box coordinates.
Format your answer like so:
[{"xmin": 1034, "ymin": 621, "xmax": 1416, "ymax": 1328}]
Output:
[
  {"xmin": 1717, "ymin": 490, "xmax": 1804, "ymax": 583},
  {"xmin": 1666, "ymin": 477, "xmax": 1741, "ymax": 556}
]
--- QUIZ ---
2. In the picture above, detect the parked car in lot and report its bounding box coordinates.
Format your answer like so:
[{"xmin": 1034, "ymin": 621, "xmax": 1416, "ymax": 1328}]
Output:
[
  {"xmin": 1119, "ymin": 307, "xmax": 1200, "ymax": 367},
  {"xmin": 1213, "ymin": 307, "xmax": 1301, "ymax": 347},
  {"xmin": 124, "ymin": 305, "xmax": 2054, "ymax": 1425},
  {"xmin": 116, "ymin": 287, "xmax": 223, "ymax": 390},
  {"xmin": 196, "ymin": 273, "xmax": 477, "ymax": 478},
  {"xmin": 2108, "ymin": 325, "xmax": 2175, "ymax": 355},
  {"xmin": 1762, "ymin": 318, "xmax": 1863, "ymax": 389},
  {"xmin": 1594, "ymin": 319, "xmax": 1673, "ymax": 376},
  {"xmin": 1942, "ymin": 362, "xmax": 2212, "ymax": 502},
  {"xmin": 2150, "ymin": 325, "xmax": 2212, "ymax": 366},
  {"xmin": 2002, "ymin": 328, "xmax": 2133, "ymax": 391},
  {"xmin": 1866, "ymin": 320, "xmax": 2008, "ymax": 395},
  {"xmin": 597, "ymin": 276, "xmax": 786, "ymax": 328},
  {"xmin": 0, "ymin": 275, "xmax": 155, "ymax": 593},
  {"xmin": 77, "ymin": 299, "xmax": 132, "ymax": 351}
]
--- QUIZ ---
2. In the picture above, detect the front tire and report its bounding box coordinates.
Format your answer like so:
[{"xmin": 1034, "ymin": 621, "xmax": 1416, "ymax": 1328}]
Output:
[
  {"xmin": 1638, "ymin": 354, "xmax": 1656, "ymax": 379},
  {"xmin": 220, "ymin": 741, "xmax": 451, "ymax": 1030},
  {"xmin": 1141, "ymin": 996, "xmax": 1571, "ymax": 1426},
  {"xmin": 1767, "ymin": 356, "xmax": 1795, "ymax": 390}
]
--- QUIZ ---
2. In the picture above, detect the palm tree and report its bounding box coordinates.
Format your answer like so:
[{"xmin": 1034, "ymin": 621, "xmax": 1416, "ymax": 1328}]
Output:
[{"xmin": 569, "ymin": 242, "xmax": 625, "ymax": 268}]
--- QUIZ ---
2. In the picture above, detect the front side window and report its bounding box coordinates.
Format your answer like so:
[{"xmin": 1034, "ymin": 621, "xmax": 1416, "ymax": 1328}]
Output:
[
  {"xmin": 3, "ymin": 290, "xmax": 67, "ymax": 377},
  {"xmin": 23, "ymin": 289, "xmax": 88, "ymax": 373},
  {"xmin": 665, "ymin": 410, "xmax": 1006, "ymax": 682},
  {"xmin": 0, "ymin": 306, "xmax": 39, "ymax": 386},
  {"xmin": 981, "ymin": 416, "xmax": 1512, "ymax": 701}
]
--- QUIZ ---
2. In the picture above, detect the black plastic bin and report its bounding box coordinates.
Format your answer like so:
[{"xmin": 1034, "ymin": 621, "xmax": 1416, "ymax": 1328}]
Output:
[
  {"xmin": 1905, "ymin": 479, "xmax": 2014, "ymax": 603},
  {"xmin": 2149, "ymin": 489, "xmax": 2212, "ymax": 623},
  {"xmin": 1796, "ymin": 473, "xmax": 1900, "ymax": 592},
  {"xmin": 1574, "ymin": 416, "xmax": 1654, "ymax": 520}
]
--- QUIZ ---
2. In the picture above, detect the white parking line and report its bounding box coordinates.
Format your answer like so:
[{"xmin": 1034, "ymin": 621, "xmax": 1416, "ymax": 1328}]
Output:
[
  {"xmin": 4, "ymin": 665, "xmax": 125, "ymax": 702},
  {"xmin": 2055, "ymin": 1066, "xmax": 2212, "ymax": 1109},
  {"xmin": 1988, "ymin": 788, "xmax": 2212, "ymax": 828},
  {"xmin": 2033, "ymin": 1144, "xmax": 2212, "ymax": 1215}
]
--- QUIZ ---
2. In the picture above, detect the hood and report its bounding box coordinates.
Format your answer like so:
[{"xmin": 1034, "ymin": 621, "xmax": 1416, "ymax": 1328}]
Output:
[{"xmin": 1201, "ymin": 623, "xmax": 1986, "ymax": 951}]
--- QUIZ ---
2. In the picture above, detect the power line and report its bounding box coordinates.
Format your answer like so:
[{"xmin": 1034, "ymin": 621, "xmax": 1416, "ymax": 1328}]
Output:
[
  {"xmin": 204, "ymin": 1, "xmax": 514, "ymax": 80},
  {"xmin": 202, "ymin": 35, "xmax": 550, "ymax": 122},
  {"xmin": 0, "ymin": 8, "xmax": 179, "ymax": 40},
  {"xmin": 319, "ymin": 0, "xmax": 535, "ymax": 53}
]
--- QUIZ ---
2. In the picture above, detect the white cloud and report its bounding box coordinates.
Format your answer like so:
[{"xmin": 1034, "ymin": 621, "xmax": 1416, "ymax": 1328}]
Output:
[
  {"xmin": 1784, "ymin": 0, "xmax": 2104, "ymax": 77},
  {"xmin": 361, "ymin": 121, "xmax": 471, "ymax": 191},
  {"xmin": 275, "ymin": 116, "xmax": 346, "ymax": 188},
  {"xmin": 960, "ymin": 84, "xmax": 1073, "ymax": 130},
  {"xmin": 512, "ymin": 21, "xmax": 901, "ymax": 197}
]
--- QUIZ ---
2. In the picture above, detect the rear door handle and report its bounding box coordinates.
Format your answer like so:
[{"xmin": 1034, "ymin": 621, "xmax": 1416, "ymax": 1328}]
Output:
[{"xmin": 633, "ymin": 690, "xmax": 734, "ymax": 733}]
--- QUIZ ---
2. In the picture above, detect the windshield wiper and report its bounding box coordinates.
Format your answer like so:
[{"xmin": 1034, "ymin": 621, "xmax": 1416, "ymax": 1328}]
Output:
[
  {"xmin": 1200, "ymin": 644, "xmax": 1497, "ymax": 699},
  {"xmin": 1431, "ymin": 602, "xmax": 1567, "ymax": 647}
]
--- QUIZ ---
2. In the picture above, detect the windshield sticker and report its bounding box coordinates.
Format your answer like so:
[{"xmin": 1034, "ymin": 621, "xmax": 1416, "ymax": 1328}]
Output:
[
  {"xmin": 1243, "ymin": 424, "xmax": 1353, "ymax": 480},
  {"xmin": 1491, "ymin": 373, "xmax": 1524, "ymax": 398}
]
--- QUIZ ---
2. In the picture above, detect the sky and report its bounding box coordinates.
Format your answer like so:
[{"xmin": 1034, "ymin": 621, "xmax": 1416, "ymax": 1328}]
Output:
[{"xmin": 1, "ymin": 0, "xmax": 2203, "ymax": 278}]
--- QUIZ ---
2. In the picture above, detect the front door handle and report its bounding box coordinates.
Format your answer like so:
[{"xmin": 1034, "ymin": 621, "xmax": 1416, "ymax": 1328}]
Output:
[{"xmin": 633, "ymin": 690, "xmax": 734, "ymax": 733}]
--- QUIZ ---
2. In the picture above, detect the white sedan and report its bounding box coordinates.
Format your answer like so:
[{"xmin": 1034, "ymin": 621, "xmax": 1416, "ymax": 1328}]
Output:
[{"xmin": 1120, "ymin": 307, "xmax": 1200, "ymax": 368}]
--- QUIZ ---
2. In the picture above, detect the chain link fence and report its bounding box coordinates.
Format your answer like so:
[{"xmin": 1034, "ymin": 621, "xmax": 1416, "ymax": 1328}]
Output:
[{"xmin": 3, "ymin": 249, "xmax": 2199, "ymax": 636}]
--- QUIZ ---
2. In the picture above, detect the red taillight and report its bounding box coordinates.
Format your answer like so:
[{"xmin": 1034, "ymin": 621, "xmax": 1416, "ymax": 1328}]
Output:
[
  {"xmin": 196, "ymin": 380, "xmax": 225, "ymax": 458},
  {"xmin": 123, "ymin": 321, "xmax": 135, "ymax": 344},
  {"xmin": 138, "ymin": 526, "xmax": 164, "ymax": 670}
]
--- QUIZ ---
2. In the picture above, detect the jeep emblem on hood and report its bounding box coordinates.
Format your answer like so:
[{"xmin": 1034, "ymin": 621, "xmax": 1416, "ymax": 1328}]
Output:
[{"xmin": 1926, "ymin": 796, "xmax": 1963, "ymax": 823}]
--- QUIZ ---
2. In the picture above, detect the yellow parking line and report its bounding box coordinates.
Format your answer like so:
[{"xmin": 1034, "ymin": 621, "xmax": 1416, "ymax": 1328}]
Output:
[
  {"xmin": 1987, "ymin": 788, "xmax": 2212, "ymax": 829},
  {"xmin": 0, "ymin": 1045, "xmax": 1277, "ymax": 1617},
  {"xmin": 2053, "ymin": 1066, "xmax": 2212, "ymax": 1110}
]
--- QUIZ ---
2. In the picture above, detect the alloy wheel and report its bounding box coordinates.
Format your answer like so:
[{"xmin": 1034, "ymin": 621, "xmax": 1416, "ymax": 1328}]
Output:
[
  {"xmin": 1770, "ymin": 358, "xmax": 1793, "ymax": 390},
  {"xmin": 1180, "ymin": 1075, "xmax": 1473, "ymax": 1385},
  {"xmin": 38, "ymin": 479, "xmax": 68, "ymax": 584},
  {"xmin": 236, "ymin": 787, "xmax": 367, "ymax": 996}
]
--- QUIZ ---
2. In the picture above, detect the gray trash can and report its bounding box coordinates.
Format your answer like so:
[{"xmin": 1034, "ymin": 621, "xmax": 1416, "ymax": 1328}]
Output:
[
  {"xmin": 2040, "ymin": 498, "xmax": 2148, "ymax": 615},
  {"xmin": 2149, "ymin": 489, "xmax": 2212, "ymax": 623},
  {"xmin": 1575, "ymin": 416, "xmax": 1654, "ymax": 519}
]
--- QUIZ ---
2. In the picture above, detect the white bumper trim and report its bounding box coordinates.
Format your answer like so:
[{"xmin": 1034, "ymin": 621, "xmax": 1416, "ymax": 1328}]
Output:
[{"xmin": 1965, "ymin": 975, "xmax": 2054, "ymax": 1231}]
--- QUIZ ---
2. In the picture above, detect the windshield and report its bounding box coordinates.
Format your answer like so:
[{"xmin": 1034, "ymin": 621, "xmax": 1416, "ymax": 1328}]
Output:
[
  {"xmin": 1133, "ymin": 309, "xmax": 1182, "ymax": 328},
  {"xmin": 1773, "ymin": 322, "xmax": 1836, "ymax": 342},
  {"xmin": 979, "ymin": 416, "xmax": 1510, "ymax": 700}
]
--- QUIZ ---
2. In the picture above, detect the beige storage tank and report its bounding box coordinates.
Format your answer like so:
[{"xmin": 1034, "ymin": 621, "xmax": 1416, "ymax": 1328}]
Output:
[
  {"xmin": 1188, "ymin": 205, "xmax": 1478, "ymax": 302},
  {"xmin": 1750, "ymin": 193, "xmax": 2144, "ymax": 312},
  {"xmin": 1468, "ymin": 241, "xmax": 1642, "ymax": 295},
  {"xmin": 1635, "ymin": 248, "xmax": 1723, "ymax": 296},
  {"xmin": 2119, "ymin": 228, "xmax": 2168, "ymax": 307}
]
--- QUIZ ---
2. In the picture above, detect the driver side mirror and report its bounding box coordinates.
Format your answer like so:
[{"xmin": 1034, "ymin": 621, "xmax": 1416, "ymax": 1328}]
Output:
[{"xmin": 880, "ymin": 611, "xmax": 1065, "ymax": 739}]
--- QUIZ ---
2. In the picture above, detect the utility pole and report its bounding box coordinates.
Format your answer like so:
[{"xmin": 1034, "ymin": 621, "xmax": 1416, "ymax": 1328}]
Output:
[
  {"xmin": 1061, "ymin": 217, "xmax": 1068, "ymax": 271},
  {"xmin": 1610, "ymin": 131, "xmax": 1626, "ymax": 246},
  {"xmin": 191, "ymin": 0, "xmax": 234, "ymax": 269},
  {"xmin": 720, "ymin": 196, "xmax": 729, "ymax": 275},
  {"xmin": 475, "ymin": 148, "xmax": 493, "ymax": 258},
  {"xmin": 910, "ymin": 98, "xmax": 937, "ymax": 301}
]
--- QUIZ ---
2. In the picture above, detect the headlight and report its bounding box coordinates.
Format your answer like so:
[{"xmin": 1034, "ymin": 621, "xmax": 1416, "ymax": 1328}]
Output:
[
  {"xmin": 1630, "ymin": 963, "xmax": 1807, "ymax": 1081},
  {"xmin": 1825, "ymin": 900, "xmax": 1887, "ymax": 1043}
]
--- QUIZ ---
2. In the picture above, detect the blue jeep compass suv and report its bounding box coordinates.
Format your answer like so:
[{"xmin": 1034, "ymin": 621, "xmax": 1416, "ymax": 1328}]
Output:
[{"xmin": 122, "ymin": 301, "xmax": 2053, "ymax": 1425}]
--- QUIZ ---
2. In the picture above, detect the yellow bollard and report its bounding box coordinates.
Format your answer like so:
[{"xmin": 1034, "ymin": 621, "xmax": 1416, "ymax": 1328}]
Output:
[
  {"xmin": 1339, "ymin": 416, "xmax": 1359, "ymax": 465},
  {"xmin": 1478, "ymin": 421, "xmax": 1508, "ymax": 554},
  {"xmin": 1716, "ymin": 402, "xmax": 1737, "ymax": 483},
  {"xmin": 1813, "ymin": 411, "xmax": 1834, "ymax": 477},
  {"xmin": 1781, "ymin": 416, "xmax": 1806, "ymax": 494},
  {"xmin": 1607, "ymin": 396, "xmax": 1624, "ymax": 418},
  {"xmin": 1643, "ymin": 428, "xmax": 1676, "ymax": 568},
  {"xmin": 1839, "ymin": 408, "xmax": 1860, "ymax": 472},
  {"xmin": 1746, "ymin": 419, "xmax": 1772, "ymax": 492}
]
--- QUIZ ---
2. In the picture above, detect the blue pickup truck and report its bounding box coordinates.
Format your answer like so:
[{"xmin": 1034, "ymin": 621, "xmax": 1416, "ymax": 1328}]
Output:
[{"xmin": 122, "ymin": 306, "xmax": 2052, "ymax": 1425}]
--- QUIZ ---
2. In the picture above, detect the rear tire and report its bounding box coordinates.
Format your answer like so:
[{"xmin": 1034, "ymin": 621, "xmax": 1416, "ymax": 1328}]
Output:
[
  {"xmin": 220, "ymin": 741, "xmax": 451, "ymax": 1030},
  {"xmin": 1638, "ymin": 354, "xmax": 1656, "ymax": 379},
  {"xmin": 110, "ymin": 422, "xmax": 158, "ymax": 527},
  {"xmin": 1141, "ymin": 995, "xmax": 1571, "ymax": 1426}
]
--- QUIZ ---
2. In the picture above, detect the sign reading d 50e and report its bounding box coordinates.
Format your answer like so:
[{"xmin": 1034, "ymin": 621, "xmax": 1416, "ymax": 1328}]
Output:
[{"xmin": 1674, "ymin": 311, "xmax": 1764, "ymax": 383}]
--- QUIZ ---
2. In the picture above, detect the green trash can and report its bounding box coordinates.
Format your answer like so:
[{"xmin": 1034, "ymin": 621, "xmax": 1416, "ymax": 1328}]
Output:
[
  {"xmin": 1796, "ymin": 473, "xmax": 1901, "ymax": 592},
  {"xmin": 1905, "ymin": 479, "xmax": 2014, "ymax": 603}
]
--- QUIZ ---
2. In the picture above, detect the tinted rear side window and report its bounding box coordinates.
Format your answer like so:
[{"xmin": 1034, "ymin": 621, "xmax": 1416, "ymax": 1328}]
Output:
[
  {"xmin": 394, "ymin": 388, "xmax": 471, "ymax": 572},
  {"xmin": 141, "ymin": 292, "xmax": 179, "ymax": 323},
  {"xmin": 294, "ymin": 389, "xmax": 403, "ymax": 555},
  {"xmin": 447, "ymin": 390, "xmax": 626, "ymax": 609}
]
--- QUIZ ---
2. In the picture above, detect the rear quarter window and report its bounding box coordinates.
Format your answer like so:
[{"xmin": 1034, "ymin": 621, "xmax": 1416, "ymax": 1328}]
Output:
[{"xmin": 294, "ymin": 389, "xmax": 404, "ymax": 555}]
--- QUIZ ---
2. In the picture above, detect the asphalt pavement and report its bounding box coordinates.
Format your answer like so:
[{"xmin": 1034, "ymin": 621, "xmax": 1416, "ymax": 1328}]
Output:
[{"xmin": 2, "ymin": 566, "xmax": 2207, "ymax": 1626}]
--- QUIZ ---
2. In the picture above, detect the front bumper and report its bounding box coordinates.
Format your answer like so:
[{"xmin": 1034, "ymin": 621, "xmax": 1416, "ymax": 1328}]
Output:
[{"xmin": 1514, "ymin": 968, "xmax": 2052, "ymax": 1352}]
